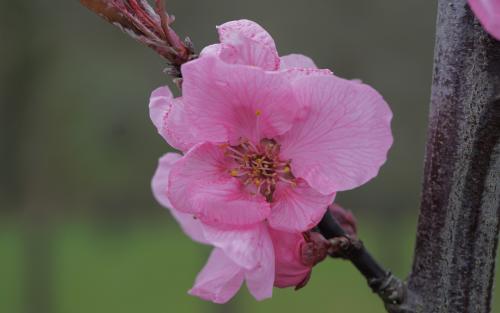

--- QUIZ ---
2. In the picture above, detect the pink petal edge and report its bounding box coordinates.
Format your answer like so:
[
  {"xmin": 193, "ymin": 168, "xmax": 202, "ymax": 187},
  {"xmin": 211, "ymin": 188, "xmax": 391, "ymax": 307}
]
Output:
[
  {"xmin": 148, "ymin": 86, "xmax": 198, "ymax": 152},
  {"xmin": 216, "ymin": 19, "xmax": 280, "ymax": 70},
  {"xmin": 278, "ymin": 74, "xmax": 393, "ymax": 194},
  {"xmin": 280, "ymin": 54, "xmax": 318, "ymax": 69},
  {"xmin": 151, "ymin": 152, "xmax": 207, "ymax": 244},
  {"xmin": 189, "ymin": 248, "xmax": 245, "ymax": 304}
]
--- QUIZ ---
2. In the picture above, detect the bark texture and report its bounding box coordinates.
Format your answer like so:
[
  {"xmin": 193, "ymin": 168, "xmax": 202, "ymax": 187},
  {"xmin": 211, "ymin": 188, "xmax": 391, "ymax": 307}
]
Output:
[{"xmin": 408, "ymin": 1, "xmax": 500, "ymax": 312}]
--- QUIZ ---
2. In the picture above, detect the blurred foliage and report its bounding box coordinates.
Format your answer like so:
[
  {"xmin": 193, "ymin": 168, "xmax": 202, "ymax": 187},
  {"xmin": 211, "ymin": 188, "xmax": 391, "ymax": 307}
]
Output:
[{"xmin": 2, "ymin": 0, "xmax": 498, "ymax": 313}]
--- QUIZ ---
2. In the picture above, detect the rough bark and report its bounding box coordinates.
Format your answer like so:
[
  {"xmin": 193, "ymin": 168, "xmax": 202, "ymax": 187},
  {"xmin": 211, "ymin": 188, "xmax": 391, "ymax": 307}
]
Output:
[{"xmin": 407, "ymin": 1, "xmax": 500, "ymax": 312}]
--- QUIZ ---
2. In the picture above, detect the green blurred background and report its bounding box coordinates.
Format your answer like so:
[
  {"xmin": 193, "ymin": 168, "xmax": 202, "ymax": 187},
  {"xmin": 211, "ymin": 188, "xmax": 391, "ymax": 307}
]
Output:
[{"xmin": 1, "ymin": 1, "xmax": 498, "ymax": 312}]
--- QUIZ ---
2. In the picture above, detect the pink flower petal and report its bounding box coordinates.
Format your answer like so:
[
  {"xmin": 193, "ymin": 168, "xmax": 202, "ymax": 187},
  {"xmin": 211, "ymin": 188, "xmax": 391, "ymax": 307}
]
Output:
[
  {"xmin": 181, "ymin": 56, "xmax": 299, "ymax": 144},
  {"xmin": 216, "ymin": 19, "xmax": 280, "ymax": 70},
  {"xmin": 199, "ymin": 44, "xmax": 221, "ymax": 58},
  {"xmin": 268, "ymin": 180, "xmax": 335, "ymax": 232},
  {"xmin": 189, "ymin": 248, "xmax": 245, "ymax": 304},
  {"xmin": 169, "ymin": 210, "xmax": 208, "ymax": 245},
  {"xmin": 167, "ymin": 142, "xmax": 228, "ymax": 215},
  {"xmin": 269, "ymin": 228, "xmax": 311, "ymax": 288},
  {"xmin": 149, "ymin": 86, "xmax": 173, "ymax": 131},
  {"xmin": 192, "ymin": 181, "xmax": 271, "ymax": 226},
  {"xmin": 281, "ymin": 67, "xmax": 334, "ymax": 83},
  {"xmin": 202, "ymin": 223, "xmax": 273, "ymax": 271},
  {"xmin": 168, "ymin": 142, "xmax": 271, "ymax": 226},
  {"xmin": 280, "ymin": 54, "xmax": 318, "ymax": 69},
  {"xmin": 279, "ymin": 54, "xmax": 332, "ymax": 82},
  {"xmin": 148, "ymin": 86, "xmax": 197, "ymax": 152},
  {"xmin": 278, "ymin": 75, "xmax": 393, "ymax": 194},
  {"xmin": 151, "ymin": 152, "xmax": 181, "ymax": 209},
  {"xmin": 469, "ymin": 0, "xmax": 500, "ymax": 40},
  {"xmin": 151, "ymin": 153, "xmax": 207, "ymax": 244},
  {"xmin": 244, "ymin": 226, "xmax": 275, "ymax": 300},
  {"xmin": 194, "ymin": 224, "xmax": 275, "ymax": 302}
]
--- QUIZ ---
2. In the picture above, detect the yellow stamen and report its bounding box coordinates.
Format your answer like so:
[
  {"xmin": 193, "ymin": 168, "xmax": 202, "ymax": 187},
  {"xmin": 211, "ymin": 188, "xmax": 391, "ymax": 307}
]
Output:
[
  {"xmin": 255, "ymin": 109, "xmax": 262, "ymax": 116},
  {"xmin": 230, "ymin": 169, "xmax": 239, "ymax": 177},
  {"xmin": 283, "ymin": 166, "xmax": 291, "ymax": 173}
]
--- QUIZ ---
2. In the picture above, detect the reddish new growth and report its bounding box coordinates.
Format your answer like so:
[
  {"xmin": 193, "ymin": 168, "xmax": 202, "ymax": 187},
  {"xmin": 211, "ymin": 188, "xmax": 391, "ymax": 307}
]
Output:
[
  {"xmin": 80, "ymin": 0, "xmax": 197, "ymax": 77},
  {"xmin": 300, "ymin": 232, "xmax": 330, "ymax": 267}
]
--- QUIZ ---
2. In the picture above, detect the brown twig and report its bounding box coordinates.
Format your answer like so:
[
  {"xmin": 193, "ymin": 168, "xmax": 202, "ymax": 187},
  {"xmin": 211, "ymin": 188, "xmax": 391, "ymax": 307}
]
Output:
[
  {"xmin": 79, "ymin": 0, "xmax": 197, "ymax": 78},
  {"xmin": 318, "ymin": 210, "xmax": 421, "ymax": 312}
]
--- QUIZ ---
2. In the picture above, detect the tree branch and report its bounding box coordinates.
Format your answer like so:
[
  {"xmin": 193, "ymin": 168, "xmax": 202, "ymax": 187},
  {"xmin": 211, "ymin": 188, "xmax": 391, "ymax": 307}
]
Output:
[{"xmin": 318, "ymin": 211, "xmax": 419, "ymax": 312}]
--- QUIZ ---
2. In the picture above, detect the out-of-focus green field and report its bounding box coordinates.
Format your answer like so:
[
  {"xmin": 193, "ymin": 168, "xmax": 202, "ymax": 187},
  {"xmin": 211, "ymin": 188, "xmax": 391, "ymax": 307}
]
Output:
[
  {"xmin": 0, "ymin": 218, "xmax": 399, "ymax": 313},
  {"xmin": 6, "ymin": 215, "xmax": 491, "ymax": 313}
]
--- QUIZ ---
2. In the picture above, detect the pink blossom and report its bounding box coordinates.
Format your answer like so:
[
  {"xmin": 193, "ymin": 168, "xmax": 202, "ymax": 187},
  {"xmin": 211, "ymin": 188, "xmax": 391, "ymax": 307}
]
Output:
[
  {"xmin": 150, "ymin": 19, "xmax": 393, "ymax": 302},
  {"xmin": 469, "ymin": 0, "xmax": 500, "ymax": 40},
  {"xmin": 158, "ymin": 55, "xmax": 392, "ymax": 232},
  {"xmin": 152, "ymin": 154, "xmax": 323, "ymax": 302}
]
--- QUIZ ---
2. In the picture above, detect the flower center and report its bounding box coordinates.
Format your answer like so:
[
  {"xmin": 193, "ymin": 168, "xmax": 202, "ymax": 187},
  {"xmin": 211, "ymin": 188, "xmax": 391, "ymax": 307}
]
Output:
[{"xmin": 225, "ymin": 138, "xmax": 296, "ymax": 202}]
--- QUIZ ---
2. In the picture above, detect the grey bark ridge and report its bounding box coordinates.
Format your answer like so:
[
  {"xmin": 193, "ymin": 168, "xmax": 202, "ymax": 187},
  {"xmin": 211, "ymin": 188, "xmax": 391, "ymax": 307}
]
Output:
[{"xmin": 408, "ymin": 1, "xmax": 500, "ymax": 312}]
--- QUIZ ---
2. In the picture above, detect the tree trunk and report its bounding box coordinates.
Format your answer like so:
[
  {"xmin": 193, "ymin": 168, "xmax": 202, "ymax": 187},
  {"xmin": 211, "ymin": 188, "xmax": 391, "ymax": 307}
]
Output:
[{"xmin": 407, "ymin": 1, "xmax": 500, "ymax": 312}]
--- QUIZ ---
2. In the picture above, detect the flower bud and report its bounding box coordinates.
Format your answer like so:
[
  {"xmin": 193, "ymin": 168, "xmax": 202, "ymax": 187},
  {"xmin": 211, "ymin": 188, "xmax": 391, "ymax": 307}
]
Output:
[
  {"xmin": 328, "ymin": 203, "xmax": 357, "ymax": 237},
  {"xmin": 300, "ymin": 232, "xmax": 330, "ymax": 267}
]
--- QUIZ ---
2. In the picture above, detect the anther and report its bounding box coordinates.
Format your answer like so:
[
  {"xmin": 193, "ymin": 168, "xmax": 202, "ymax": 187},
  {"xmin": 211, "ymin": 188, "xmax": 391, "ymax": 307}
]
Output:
[{"xmin": 230, "ymin": 169, "xmax": 239, "ymax": 177}]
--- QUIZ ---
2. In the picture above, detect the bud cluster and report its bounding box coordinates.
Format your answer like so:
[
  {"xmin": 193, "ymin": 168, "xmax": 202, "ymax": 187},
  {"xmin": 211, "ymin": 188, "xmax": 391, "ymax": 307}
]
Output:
[{"xmin": 80, "ymin": 0, "xmax": 197, "ymax": 76}]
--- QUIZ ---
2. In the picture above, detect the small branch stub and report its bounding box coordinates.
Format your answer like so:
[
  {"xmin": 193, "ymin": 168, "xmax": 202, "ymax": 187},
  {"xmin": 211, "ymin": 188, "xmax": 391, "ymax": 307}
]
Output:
[{"xmin": 318, "ymin": 207, "xmax": 421, "ymax": 312}]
